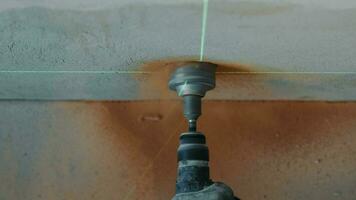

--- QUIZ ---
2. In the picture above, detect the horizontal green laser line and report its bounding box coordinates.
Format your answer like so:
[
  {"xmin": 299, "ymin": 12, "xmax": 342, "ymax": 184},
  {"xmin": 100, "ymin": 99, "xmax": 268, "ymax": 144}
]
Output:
[
  {"xmin": 0, "ymin": 70, "xmax": 149, "ymax": 74},
  {"xmin": 1, "ymin": 71, "xmax": 356, "ymax": 75}
]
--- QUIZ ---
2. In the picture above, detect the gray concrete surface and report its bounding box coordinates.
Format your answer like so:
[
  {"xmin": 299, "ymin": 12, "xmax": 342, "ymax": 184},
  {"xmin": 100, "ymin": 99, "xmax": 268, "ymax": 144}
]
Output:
[{"xmin": 0, "ymin": 0, "xmax": 356, "ymax": 100}]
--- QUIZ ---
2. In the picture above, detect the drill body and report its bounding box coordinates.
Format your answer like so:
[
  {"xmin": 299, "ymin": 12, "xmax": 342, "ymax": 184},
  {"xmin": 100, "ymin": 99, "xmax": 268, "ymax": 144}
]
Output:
[
  {"xmin": 172, "ymin": 132, "xmax": 238, "ymax": 200},
  {"xmin": 173, "ymin": 182, "xmax": 237, "ymax": 200}
]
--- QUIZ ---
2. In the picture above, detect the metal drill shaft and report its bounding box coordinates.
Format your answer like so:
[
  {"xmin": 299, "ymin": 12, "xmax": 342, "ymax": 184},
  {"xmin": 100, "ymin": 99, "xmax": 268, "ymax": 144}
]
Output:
[
  {"xmin": 188, "ymin": 120, "xmax": 197, "ymax": 132},
  {"xmin": 184, "ymin": 95, "xmax": 202, "ymax": 131}
]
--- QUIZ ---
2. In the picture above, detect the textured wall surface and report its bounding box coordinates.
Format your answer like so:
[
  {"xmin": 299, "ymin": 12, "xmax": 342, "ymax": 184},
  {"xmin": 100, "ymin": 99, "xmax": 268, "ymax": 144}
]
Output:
[
  {"xmin": 0, "ymin": 0, "xmax": 356, "ymax": 100},
  {"xmin": 1, "ymin": 101, "xmax": 355, "ymax": 200},
  {"xmin": 1, "ymin": 1, "xmax": 356, "ymax": 199}
]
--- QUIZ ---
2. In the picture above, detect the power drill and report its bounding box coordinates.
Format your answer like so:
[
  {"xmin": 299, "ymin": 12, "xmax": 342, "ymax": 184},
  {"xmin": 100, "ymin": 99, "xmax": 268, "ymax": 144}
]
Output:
[{"xmin": 169, "ymin": 61, "xmax": 240, "ymax": 200}]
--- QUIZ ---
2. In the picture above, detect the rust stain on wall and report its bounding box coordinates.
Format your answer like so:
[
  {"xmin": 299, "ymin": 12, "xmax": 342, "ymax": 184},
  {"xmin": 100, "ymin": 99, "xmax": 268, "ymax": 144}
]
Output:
[
  {"xmin": 4, "ymin": 101, "xmax": 353, "ymax": 199},
  {"xmin": 88, "ymin": 101, "xmax": 356, "ymax": 200},
  {"xmin": 96, "ymin": 100, "xmax": 184, "ymax": 199}
]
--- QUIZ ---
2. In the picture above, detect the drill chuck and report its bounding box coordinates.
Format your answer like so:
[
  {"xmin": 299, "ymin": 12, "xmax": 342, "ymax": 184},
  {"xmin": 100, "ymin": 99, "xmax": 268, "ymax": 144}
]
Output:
[{"xmin": 176, "ymin": 132, "xmax": 212, "ymax": 194}]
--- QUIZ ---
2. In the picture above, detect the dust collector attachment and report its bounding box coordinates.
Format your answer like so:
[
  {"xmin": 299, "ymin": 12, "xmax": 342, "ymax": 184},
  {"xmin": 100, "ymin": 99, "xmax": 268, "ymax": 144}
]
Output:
[{"xmin": 169, "ymin": 61, "xmax": 217, "ymax": 131}]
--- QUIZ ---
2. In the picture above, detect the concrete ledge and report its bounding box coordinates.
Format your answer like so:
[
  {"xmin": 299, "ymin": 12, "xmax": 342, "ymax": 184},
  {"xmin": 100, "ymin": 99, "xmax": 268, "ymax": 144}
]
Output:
[{"xmin": 1, "ymin": 71, "xmax": 356, "ymax": 100}]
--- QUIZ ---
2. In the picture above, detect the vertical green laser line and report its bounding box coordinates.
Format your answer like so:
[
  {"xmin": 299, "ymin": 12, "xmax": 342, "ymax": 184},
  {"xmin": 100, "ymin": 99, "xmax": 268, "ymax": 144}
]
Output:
[{"xmin": 200, "ymin": 0, "xmax": 209, "ymax": 61}]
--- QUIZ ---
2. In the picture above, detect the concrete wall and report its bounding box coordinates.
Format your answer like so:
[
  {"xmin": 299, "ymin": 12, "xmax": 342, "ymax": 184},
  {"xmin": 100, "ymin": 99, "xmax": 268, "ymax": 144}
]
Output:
[
  {"xmin": 1, "ymin": 0, "xmax": 356, "ymax": 100},
  {"xmin": 1, "ymin": 1, "xmax": 356, "ymax": 199},
  {"xmin": 1, "ymin": 101, "xmax": 355, "ymax": 200}
]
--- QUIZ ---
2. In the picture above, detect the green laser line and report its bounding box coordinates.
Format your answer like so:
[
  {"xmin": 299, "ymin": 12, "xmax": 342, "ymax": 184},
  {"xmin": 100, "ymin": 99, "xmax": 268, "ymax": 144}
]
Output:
[
  {"xmin": 1, "ymin": 70, "xmax": 356, "ymax": 75},
  {"xmin": 0, "ymin": 70, "xmax": 149, "ymax": 74},
  {"xmin": 200, "ymin": 0, "xmax": 209, "ymax": 61}
]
